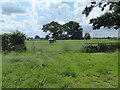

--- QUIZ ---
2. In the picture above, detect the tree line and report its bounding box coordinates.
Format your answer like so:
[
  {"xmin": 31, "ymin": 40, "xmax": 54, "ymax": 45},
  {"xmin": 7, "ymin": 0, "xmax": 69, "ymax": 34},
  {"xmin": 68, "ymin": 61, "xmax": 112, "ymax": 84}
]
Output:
[{"xmin": 42, "ymin": 21, "xmax": 91, "ymax": 40}]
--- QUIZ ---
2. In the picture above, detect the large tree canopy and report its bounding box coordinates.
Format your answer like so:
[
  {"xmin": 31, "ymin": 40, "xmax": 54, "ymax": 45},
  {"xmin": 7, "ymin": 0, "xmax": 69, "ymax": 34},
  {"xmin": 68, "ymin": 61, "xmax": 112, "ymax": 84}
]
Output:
[
  {"xmin": 42, "ymin": 21, "xmax": 62, "ymax": 39},
  {"xmin": 82, "ymin": 1, "xmax": 120, "ymax": 30},
  {"xmin": 34, "ymin": 35, "xmax": 40, "ymax": 39},
  {"xmin": 42, "ymin": 21, "xmax": 83, "ymax": 40},
  {"xmin": 63, "ymin": 21, "xmax": 83, "ymax": 39}
]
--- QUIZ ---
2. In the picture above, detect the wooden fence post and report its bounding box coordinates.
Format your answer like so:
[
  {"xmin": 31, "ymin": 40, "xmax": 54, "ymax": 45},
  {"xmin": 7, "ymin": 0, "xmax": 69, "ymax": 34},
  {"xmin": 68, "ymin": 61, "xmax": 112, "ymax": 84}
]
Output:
[{"xmin": 32, "ymin": 42, "xmax": 35, "ymax": 50}]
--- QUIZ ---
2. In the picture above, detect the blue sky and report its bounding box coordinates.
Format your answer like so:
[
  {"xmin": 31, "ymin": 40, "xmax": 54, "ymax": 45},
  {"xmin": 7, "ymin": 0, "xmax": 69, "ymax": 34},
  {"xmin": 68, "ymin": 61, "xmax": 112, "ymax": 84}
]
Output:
[{"xmin": 1, "ymin": 0, "xmax": 118, "ymax": 38}]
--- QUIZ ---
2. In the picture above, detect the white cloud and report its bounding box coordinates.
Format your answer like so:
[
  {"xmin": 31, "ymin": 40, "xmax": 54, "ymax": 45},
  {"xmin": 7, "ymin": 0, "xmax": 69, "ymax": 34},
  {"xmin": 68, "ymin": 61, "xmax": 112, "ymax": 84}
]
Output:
[
  {"xmin": 53, "ymin": 3, "xmax": 72, "ymax": 22},
  {"xmin": 0, "ymin": 0, "xmax": 118, "ymax": 38},
  {"xmin": 91, "ymin": 29, "xmax": 118, "ymax": 37},
  {"xmin": 0, "ymin": 0, "xmax": 29, "ymax": 2},
  {"xmin": 1, "ymin": 2, "xmax": 27, "ymax": 16},
  {"xmin": 1, "ymin": 19, "xmax": 25, "ymax": 33}
]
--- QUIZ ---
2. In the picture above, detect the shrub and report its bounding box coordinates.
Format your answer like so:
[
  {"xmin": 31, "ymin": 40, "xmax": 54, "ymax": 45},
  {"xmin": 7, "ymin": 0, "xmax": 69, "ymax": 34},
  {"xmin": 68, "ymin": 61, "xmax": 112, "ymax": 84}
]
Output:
[
  {"xmin": 84, "ymin": 46, "xmax": 98, "ymax": 53},
  {"xmin": 98, "ymin": 43, "xmax": 119, "ymax": 52},
  {"xmin": 82, "ymin": 43, "xmax": 119, "ymax": 53},
  {"xmin": 2, "ymin": 30, "xmax": 26, "ymax": 52},
  {"xmin": 98, "ymin": 43, "xmax": 108, "ymax": 52}
]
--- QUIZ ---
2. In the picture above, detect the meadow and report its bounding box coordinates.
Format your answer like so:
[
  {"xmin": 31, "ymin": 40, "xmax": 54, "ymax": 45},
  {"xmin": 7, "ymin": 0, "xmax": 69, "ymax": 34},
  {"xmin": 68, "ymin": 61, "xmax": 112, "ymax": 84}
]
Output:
[
  {"xmin": 26, "ymin": 39, "xmax": 119, "ymax": 51},
  {"xmin": 2, "ymin": 39, "xmax": 119, "ymax": 88}
]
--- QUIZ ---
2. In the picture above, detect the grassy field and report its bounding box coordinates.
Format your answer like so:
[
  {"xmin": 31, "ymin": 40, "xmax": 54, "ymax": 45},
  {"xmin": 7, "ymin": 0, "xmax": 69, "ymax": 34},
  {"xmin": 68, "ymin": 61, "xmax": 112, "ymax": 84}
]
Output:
[
  {"xmin": 26, "ymin": 39, "xmax": 119, "ymax": 51},
  {"xmin": 2, "ymin": 39, "xmax": 119, "ymax": 88}
]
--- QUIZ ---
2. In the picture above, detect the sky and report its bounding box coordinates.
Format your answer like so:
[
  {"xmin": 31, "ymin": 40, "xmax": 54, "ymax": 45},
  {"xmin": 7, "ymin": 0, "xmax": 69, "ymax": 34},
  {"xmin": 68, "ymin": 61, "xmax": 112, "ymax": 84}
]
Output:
[{"xmin": 0, "ymin": 0, "xmax": 118, "ymax": 38}]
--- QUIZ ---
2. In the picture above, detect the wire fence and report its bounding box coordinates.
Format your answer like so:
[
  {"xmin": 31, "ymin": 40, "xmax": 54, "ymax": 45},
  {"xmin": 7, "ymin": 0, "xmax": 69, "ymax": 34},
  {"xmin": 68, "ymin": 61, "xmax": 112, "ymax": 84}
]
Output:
[
  {"xmin": 26, "ymin": 40, "xmax": 119, "ymax": 51},
  {"xmin": 26, "ymin": 41, "xmax": 85, "ymax": 51}
]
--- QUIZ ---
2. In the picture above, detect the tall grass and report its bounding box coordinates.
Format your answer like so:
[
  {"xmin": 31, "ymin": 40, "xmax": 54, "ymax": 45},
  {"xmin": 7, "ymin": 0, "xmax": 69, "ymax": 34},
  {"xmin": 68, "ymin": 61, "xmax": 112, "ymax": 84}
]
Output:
[
  {"xmin": 2, "ymin": 39, "xmax": 119, "ymax": 88},
  {"xmin": 2, "ymin": 50, "xmax": 118, "ymax": 88}
]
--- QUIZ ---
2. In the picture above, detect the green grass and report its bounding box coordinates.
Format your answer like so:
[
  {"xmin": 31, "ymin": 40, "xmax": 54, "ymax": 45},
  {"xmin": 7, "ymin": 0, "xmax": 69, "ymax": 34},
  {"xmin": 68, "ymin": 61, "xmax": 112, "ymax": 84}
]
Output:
[
  {"xmin": 2, "ymin": 39, "xmax": 119, "ymax": 88},
  {"xmin": 25, "ymin": 39, "xmax": 119, "ymax": 51}
]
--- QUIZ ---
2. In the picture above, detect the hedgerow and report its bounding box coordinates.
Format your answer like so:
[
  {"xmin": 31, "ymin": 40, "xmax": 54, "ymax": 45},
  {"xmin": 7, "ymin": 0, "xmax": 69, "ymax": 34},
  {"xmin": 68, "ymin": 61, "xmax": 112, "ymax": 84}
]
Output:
[{"xmin": 2, "ymin": 30, "xmax": 26, "ymax": 52}]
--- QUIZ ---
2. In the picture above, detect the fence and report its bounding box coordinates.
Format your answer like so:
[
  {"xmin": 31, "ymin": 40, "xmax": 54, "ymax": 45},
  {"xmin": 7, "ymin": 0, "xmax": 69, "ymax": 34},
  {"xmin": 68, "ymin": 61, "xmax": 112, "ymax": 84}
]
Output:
[
  {"xmin": 27, "ymin": 41, "xmax": 84, "ymax": 51},
  {"xmin": 26, "ymin": 41, "xmax": 120, "ymax": 51},
  {"xmin": 85, "ymin": 42, "xmax": 120, "ymax": 46},
  {"xmin": 84, "ymin": 42, "xmax": 120, "ymax": 53}
]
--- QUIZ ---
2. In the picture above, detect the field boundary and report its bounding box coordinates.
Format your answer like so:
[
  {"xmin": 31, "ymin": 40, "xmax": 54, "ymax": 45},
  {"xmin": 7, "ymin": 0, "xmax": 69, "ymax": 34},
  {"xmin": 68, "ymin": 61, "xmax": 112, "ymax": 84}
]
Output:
[{"xmin": 85, "ymin": 42, "xmax": 120, "ymax": 46}]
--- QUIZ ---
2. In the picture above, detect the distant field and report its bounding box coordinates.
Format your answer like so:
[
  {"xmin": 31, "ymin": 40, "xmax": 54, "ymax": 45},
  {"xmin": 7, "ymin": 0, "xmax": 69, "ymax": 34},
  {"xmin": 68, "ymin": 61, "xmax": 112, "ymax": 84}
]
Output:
[
  {"xmin": 26, "ymin": 39, "xmax": 119, "ymax": 51},
  {"xmin": 2, "ymin": 39, "xmax": 119, "ymax": 88}
]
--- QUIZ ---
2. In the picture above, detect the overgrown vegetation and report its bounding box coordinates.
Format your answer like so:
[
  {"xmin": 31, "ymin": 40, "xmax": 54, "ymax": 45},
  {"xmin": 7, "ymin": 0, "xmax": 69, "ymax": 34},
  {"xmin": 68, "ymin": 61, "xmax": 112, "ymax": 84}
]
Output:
[
  {"xmin": 2, "ymin": 39, "xmax": 119, "ymax": 88},
  {"xmin": 2, "ymin": 50, "xmax": 118, "ymax": 88},
  {"xmin": 82, "ymin": 43, "xmax": 120, "ymax": 53},
  {"xmin": 2, "ymin": 30, "xmax": 26, "ymax": 52},
  {"xmin": 1, "ymin": 0, "xmax": 119, "ymax": 88}
]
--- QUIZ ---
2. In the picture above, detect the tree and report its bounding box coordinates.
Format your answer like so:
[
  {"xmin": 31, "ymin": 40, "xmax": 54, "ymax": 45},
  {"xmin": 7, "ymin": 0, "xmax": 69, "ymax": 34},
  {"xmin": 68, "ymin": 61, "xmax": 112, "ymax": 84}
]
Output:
[
  {"xmin": 45, "ymin": 35, "xmax": 50, "ymax": 40},
  {"xmin": 82, "ymin": 1, "xmax": 120, "ymax": 30},
  {"xmin": 35, "ymin": 35, "xmax": 40, "ymax": 39},
  {"xmin": 63, "ymin": 21, "xmax": 83, "ymax": 39},
  {"xmin": 84, "ymin": 33, "xmax": 91, "ymax": 40},
  {"xmin": 42, "ymin": 21, "xmax": 83, "ymax": 40},
  {"xmin": 60, "ymin": 34, "xmax": 69, "ymax": 40},
  {"xmin": 42, "ymin": 21, "xmax": 63, "ymax": 40}
]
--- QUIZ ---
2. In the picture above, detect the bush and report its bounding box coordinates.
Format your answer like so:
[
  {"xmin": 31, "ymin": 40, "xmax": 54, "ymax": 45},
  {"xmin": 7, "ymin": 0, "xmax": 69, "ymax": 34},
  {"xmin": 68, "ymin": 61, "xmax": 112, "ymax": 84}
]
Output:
[
  {"xmin": 98, "ymin": 43, "xmax": 119, "ymax": 52},
  {"xmin": 82, "ymin": 46, "xmax": 99, "ymax": 53},
  {"xmin": 82, "ymin": 43, "xmax": 119, "ymax": 53},
  {"xmin": 2, "ymin": 30, "xmax": 26, "ymax": 52},
  {"xmin": 98, "ymin": 43, "xmax": 108, "ymax": 52}
]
